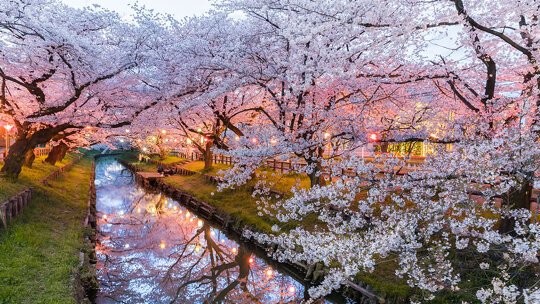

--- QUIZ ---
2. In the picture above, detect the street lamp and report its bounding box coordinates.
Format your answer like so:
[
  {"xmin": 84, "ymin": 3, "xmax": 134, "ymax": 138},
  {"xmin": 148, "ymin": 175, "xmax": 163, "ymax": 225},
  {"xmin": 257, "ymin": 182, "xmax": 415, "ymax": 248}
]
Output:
[{"xmin": 3, "ymin": 124, "xmax": 13, "ymax": 154}]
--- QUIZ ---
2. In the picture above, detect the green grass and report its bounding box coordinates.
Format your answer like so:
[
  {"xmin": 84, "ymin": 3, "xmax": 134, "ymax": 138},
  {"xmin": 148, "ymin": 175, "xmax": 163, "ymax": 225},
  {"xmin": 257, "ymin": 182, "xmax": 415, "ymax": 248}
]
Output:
[
  {"xmin": 150, "ymin": 155, "xmax": 185, "ymax": 165},
  {"xmin": 0, "ymin": 154, "xmax": 92, "ymax": 304}
]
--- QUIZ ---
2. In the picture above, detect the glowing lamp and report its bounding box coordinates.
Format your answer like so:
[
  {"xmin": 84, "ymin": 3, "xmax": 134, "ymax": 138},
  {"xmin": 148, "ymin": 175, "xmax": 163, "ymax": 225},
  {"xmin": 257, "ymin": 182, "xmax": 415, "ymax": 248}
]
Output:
[
  {"xmin": 249, "ymin": 258, "xmax": 254, "ymax": 264},
  {"xmin": 197, "ymin": 219, "xmax": 203, "ymax": 228},
  {"xmin": 161, "ymin": 129, "xmax": 167, "ymax": 134},
  {"xmin": 288, "ymin": 286, "xmax": 296, "ymax": 293},
  {"xmin": 232, "ymin": 247, "xmax": 237, "ymax": 254},
  {"xmin": 324, "ymin": 132, "xmax": 330, "ymax": 139},
  {"xmin": 368, "ymin": 133, "xmax": 378, "ymax": 142},
  {"xmin": 160, "ymin": 242, "xmax": 166, "ymax": 249},
  {"xmin": 266, "ymin": 268, "xmax": 273, "ymax": 277}
]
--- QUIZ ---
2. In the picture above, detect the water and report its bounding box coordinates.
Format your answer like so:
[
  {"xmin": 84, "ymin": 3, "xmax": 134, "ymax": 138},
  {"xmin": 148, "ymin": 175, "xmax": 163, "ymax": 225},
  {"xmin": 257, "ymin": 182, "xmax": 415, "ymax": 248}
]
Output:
[{"xmin": 94, "ymin": 158, "xmax": 341, "ymax": 303}]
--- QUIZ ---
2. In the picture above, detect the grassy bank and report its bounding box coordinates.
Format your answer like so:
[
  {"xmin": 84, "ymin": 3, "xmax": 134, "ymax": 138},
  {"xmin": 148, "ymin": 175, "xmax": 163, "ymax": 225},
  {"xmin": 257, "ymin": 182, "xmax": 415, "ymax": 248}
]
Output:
[{"xmin": 0, "ymin": 154, "xmax": 93, "ymax": 303}]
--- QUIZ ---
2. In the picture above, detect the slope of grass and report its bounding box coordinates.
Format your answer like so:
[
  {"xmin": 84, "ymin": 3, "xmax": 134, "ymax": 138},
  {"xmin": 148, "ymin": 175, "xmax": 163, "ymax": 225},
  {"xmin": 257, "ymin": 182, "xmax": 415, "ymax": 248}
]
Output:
[{"xmin": 0, "ymin": 154, "xmax": 92, "ymax": 304}]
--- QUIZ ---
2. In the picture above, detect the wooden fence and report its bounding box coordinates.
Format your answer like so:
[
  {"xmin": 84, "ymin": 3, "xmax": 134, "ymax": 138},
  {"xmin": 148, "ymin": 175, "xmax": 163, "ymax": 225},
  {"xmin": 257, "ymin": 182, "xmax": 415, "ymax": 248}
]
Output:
[
  {"xmin": 0, "ymin": 188, "xmax": 32, "ymax": 229},
  {"xmin": 41, "ymin": 154, "xmax": 83, "ymax": 186}
]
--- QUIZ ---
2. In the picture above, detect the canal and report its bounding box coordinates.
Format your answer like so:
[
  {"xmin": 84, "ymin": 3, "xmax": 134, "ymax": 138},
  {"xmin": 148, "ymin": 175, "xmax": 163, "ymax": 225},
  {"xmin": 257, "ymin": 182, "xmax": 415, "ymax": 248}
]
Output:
[{"xmin": 94, "ymin": 157, "xmax": 350, "ymax": 303}]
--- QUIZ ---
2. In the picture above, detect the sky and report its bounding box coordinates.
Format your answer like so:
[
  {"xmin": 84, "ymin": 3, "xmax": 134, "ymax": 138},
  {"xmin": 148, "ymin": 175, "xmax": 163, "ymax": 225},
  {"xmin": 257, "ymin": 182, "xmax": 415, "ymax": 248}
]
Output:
[{"xmin": 61, "ymin": 0, "xmax": 213, "ymax": 20}]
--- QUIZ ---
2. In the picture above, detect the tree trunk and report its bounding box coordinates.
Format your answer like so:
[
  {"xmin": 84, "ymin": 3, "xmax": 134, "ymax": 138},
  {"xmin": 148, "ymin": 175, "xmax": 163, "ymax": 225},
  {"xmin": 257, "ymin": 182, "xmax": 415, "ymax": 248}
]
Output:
[
  {"xmin": 308, "ymin": 160, "xmax": 325, "ymax": 188},
  {"xmin": 0, "ymin": 137, "xmax": 34, "ymax": 178},
  {"xmin": 1, "ymin": 124, "xmax": 71, "ymax": 179},
  {"xmin": 499, "ymin": 180, "xmax": 533, "ymax": 235},
  {"xmin": 45, "ymin": 142, "xmax": 69, "ymax": 166},
  {"xmin": 203, "ymin": 141, "xmax": 213, "ymax": 171},
  {"xmin": 23, "ymin": 149, "xmax": 35, "ymax": 168}
]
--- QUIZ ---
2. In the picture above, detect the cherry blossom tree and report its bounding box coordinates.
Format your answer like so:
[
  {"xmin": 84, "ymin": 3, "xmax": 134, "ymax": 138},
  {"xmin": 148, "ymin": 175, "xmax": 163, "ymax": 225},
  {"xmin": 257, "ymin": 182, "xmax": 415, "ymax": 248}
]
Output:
[{"xmin": 0, "ymin": 0, "xmax": 160, "ymax": 178}]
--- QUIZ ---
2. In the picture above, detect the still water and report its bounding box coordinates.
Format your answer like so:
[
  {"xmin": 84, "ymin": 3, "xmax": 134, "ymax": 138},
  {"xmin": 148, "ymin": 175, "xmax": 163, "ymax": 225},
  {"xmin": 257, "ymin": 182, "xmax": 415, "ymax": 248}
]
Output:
[{"xmin": 94, "ymin": 158, "xmax": 343, "ymax": 303}]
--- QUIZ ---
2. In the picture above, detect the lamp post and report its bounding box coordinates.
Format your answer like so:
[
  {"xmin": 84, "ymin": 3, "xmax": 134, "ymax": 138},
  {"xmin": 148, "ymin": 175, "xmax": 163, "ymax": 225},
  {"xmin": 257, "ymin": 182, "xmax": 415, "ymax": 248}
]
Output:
[{"xmin": 3, "ymin": 124, "xmax": 13, "ymax": 154}]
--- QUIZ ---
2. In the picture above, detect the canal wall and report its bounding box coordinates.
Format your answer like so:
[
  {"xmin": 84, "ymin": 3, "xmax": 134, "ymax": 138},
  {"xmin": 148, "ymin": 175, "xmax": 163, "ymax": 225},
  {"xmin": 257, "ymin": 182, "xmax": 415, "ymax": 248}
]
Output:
[
  {"xmin": 118, "ymin": 159, "xmax": 405, "ymax": 304},
  {"xmin": 74, "ymin": 158, "xmax": 98, "ymax": 304}
]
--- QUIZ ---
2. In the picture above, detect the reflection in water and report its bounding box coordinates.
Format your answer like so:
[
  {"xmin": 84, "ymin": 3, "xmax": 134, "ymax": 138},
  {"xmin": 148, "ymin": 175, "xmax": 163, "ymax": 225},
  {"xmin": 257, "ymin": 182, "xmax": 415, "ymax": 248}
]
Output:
[{"xmin": 95, "ymin": 158, "xmax": 308, "ymax": 303}]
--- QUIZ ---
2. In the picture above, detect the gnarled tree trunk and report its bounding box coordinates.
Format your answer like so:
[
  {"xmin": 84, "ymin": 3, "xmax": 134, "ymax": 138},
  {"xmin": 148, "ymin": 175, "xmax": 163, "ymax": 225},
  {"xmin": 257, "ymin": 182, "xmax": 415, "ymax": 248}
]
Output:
[
  {"xmin": 45, "ymin": 142, "xmax": 69, "ymax": 166},
  {"xmin": 203, "ymin": 140, "xmax": 214, "ymax": 171},
  {"xmin": 23, "ymin": 149, "xmax": 35, "ymax": 168},
  {"xmin": 499, "ymin": 179, "xmax": 533, "ymax": 235},
  {"xmin": 1, "ymin": 136, "xmax": 34, "ymax": 178},
  {"xmin": 1, "ymin": 123, "xmax": 71, "ymax": 179}
]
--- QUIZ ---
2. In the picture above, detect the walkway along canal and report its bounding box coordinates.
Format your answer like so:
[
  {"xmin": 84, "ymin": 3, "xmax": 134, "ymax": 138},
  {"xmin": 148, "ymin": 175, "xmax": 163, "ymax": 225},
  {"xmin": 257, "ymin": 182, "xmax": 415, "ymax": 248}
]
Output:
[{"xmin": 94, "ymin": 157, "xmax": 352, "ymax": 303}]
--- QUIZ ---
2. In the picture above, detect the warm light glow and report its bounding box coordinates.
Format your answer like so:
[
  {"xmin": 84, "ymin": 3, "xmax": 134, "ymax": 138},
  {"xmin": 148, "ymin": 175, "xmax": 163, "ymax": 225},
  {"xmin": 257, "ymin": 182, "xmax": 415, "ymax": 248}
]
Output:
[
  {"xmin": 161, "ymin": 129, "xmax": 167, "ymax": 134},
  {"xmin": 252, "ymin": 138, "xmax": 257, "ymax": 144},
  {"xmin": 103, "ymin": 214, "xmax": 107, "ymax": 220},
  {"xmin": 197, "ymin": 219, "xmax": 203, "ymax": 228},
  {"xmin": 232, "ymin": 247, "xmax": 237, "ymax": 254},
  {"xmin": 125, "ymin": 129, "xmax": 130, "ymax": 133},
  {"xmin": 235, "ymin": 135, "xmax": 240, "ymax": 141},
  {"xmin": 160, "ymin": 242, "xmax": 166, "ymax": 249},
  {"xmin": 195, "ymin": 244, "xmax": 201, "ymax": 253},
  {"xmin": 288, "ymin": 286, "xmax": 296, "ymax": 293},
  {"xmin": 249, "ymin": 257, "xmax": 254, "ymax": 264},
  {"xmin": 368, "ymin": 133, "xmax": 378, "ymax": 141},
  {"xmin": 137, "ymin": 208, "xmax": 141, "ymax": 214},
  {"xmin": 266, "ymin": 268, "xmax": 274, "ymax": 277},
  {"xmin": 186, "ymin": 138, "xmax": 192, "ymax": 144},
  {"xmin": 142, "ymin": 147, "xmax": 148, "ymax": 152},
  {"xmin": 324, "ymin": 132, "xmax": 331, "ymax": 139},
  {"xmin": 430, "ymin": 133, "xmax": 439, "ymax": 139},
  {"xmin": 270, "ymin": 138, "xmax": 277, "ymax": 145},
  {"xmin": 185, "ymin": 211, "xmax": 190, "ymax": 218}
]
